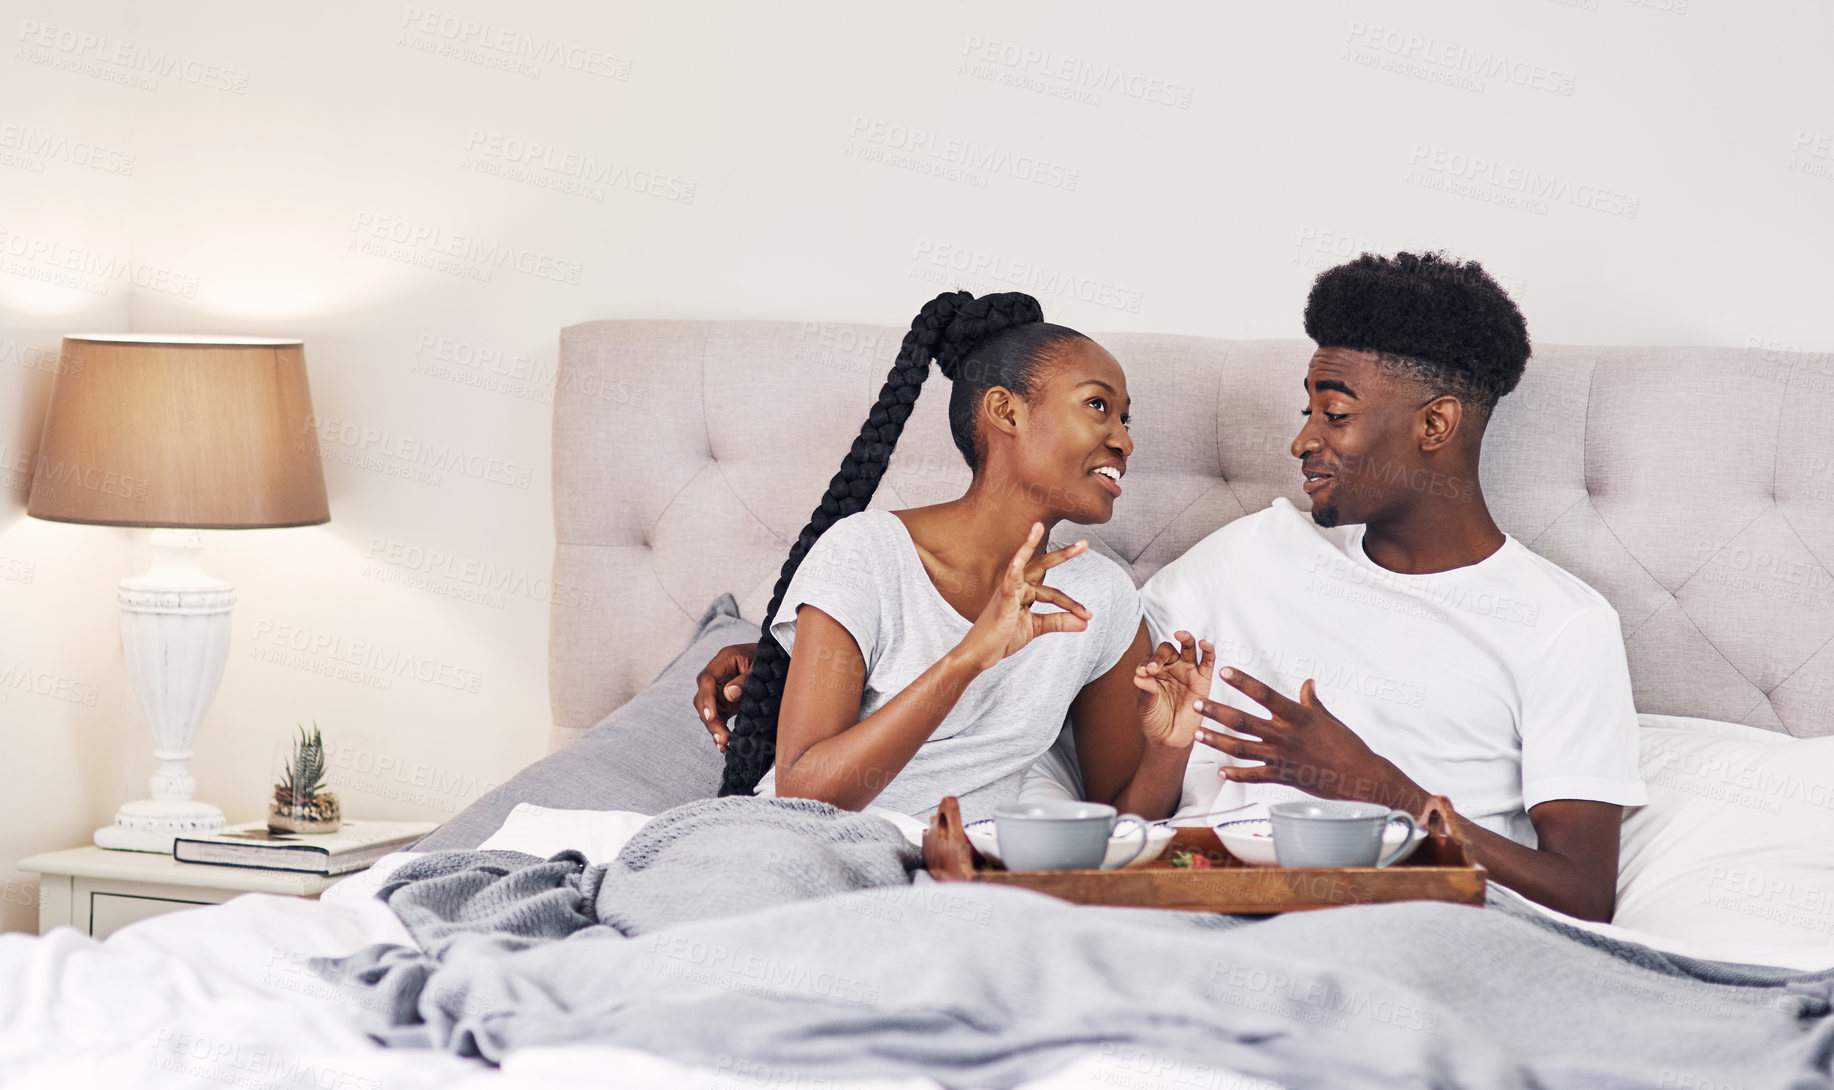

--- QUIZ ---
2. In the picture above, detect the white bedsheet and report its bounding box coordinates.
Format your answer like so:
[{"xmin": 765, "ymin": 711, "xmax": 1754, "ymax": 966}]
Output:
[
  {"xmin": 0, "ymin": 887, "xmax": 971, "ymax": 1090},
  {"xmin": 6, "ymin": 803, "xmax": 1825, "ymax": 1090},
  {"xmin": 0, "ymin": 806, "xmax": 1143, "ymax": 1090},
  {"xmin": 2, "ymin": 886, "xmax": 1231, "ymax": 1090}
]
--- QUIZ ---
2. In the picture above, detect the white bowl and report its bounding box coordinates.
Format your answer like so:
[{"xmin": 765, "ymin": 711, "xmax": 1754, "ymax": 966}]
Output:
[
  {"xmin": 965, "ymin": 817, "xmax": 1175, "ymax": 870},
  {"xmin": 1215, "ymin": 816, "xmax": 1423, "ymax": 868},
  {"xmin": 1214, "ymin": 817, "xmax": 1280, "ymax": 866}
]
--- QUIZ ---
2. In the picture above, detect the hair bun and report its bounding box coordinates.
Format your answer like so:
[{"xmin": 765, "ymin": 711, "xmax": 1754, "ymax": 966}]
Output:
[{"xmin": 926, "ymin": 291, "xmax": 1044, "ymax": 380}]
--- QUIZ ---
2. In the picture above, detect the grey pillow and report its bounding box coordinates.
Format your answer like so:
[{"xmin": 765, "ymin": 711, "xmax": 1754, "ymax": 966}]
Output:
[{"xmin": 411, "ymin": 594, "xmax": 759, "ymax": 852}]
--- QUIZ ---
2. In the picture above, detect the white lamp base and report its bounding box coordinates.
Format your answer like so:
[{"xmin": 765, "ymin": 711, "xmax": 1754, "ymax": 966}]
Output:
[
  {"xmin": 96, "ymin": 528, "xmax": 237, "ymax": 854},
  {"xmin": 93, "ymin": 799, "xmax": 228, "ymax": 852}
]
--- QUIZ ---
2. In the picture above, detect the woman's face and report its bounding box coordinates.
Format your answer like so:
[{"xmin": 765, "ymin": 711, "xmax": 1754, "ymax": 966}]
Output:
[{"xmin": 1001, "ymin": 337, "xmax": 1134, "ymax": 525}]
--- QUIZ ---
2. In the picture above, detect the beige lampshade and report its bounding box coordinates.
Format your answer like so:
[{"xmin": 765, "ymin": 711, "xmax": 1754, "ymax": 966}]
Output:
[{"xmin": 26, "ymin": 334, "xmax": 331, "ymax": 529}]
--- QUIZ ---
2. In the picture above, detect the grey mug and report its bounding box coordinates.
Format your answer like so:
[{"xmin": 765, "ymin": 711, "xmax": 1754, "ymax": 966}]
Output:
[
  {"xmin": 992, "ymin": 800, "xmax": 1151, "ymax": 871},
  {"xmin": 1268, "ymin": 800, "xmax": 1426, "ymax": 869}
]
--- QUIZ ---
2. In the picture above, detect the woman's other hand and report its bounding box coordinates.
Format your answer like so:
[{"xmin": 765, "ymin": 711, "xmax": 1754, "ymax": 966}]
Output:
[
  {"xmin": 1132, "ymin": 631, "xmax": 1216, "ymax": 749},
  {"xmin": 954, "ymin": 523, "xmax": 1091, "ymax": 671}
]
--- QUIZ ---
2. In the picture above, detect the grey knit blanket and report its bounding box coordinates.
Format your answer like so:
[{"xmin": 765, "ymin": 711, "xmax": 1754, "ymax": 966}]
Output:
[{"xmin": 317, "ymin": 796, "xmax": 1834, "ymax": 1090}]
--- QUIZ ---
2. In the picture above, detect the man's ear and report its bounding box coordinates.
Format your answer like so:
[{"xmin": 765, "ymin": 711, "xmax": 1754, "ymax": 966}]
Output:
[
  {"xmin": 1419, "ymin": 395, "xmax": 1463, "ymax": 453},
  {"xmin": 982, "ymin": 386, "xmax": 1022, "ymax": 443}
]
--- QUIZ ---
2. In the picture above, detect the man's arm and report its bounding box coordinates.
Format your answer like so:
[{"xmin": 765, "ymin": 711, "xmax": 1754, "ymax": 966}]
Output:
[
  {"xmin": 1285, "ymin": 760, "xmax": 1622, "ymax": 922},
  {"xmin": 1192, "ymin": 668, "xmax": 1623, "ymax": 922},
  {"xmin": 693, "ymin": 643, "xmax": 758, "ymax": 753},
  {"xmin": 1418, "ymin": 795, "xmax": 1623, "ymax": 923}
]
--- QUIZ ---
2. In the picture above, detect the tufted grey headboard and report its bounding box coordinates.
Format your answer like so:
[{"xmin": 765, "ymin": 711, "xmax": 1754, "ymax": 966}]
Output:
[{"xmin": 549, "ymin": 321, "xmax": 1834, "ymax": 749}]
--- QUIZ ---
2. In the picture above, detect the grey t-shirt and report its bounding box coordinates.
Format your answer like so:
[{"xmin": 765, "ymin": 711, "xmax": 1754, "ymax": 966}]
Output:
[{"xmin": 754, "ymin": 510, "xmax": 1143, "ymax": 824}]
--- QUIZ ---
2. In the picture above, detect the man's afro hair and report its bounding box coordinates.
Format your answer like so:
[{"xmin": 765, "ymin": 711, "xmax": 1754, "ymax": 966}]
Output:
[{"xmin": 1302, "ymin": 251, "xmax": 1531, "ymax": 411}]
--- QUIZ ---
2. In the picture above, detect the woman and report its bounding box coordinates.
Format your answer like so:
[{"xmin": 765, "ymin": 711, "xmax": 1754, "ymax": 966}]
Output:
[{"xmin": 705, "ymin": 290, "xmax": 1213, "ymax": 822}]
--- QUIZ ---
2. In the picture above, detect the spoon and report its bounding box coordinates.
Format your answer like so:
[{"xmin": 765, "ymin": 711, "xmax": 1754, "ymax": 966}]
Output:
[{"xmin": 1150, "ymin": 801, "xmax": 1258, "ymax": 827}]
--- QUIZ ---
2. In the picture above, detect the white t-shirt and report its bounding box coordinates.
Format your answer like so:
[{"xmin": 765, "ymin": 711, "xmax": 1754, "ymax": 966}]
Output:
[
  {"xmin": 755, "ymin": 510, "xmax": 1143, "ymax": 824},
  {"xmin": 1140, "ymin": 498, "xmax": 1648, "ymax": 846}
]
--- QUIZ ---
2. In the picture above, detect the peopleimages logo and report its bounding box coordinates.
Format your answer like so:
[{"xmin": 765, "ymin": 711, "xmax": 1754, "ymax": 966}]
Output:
[
  {"xmin": 1789, "ymin": 130, "xmax": 1834, "ymax": 181},
  {"xmin": 0, "ymin": 122, "xmax": 135, "ymax": 175},
  {"xmin": 0, "ymin": 226, "xmax": 200, "ymax": 297},
  {"xmin": 1343, "ymin": 21, "xmax": 1576, "ymax": 96},
  {"xmin": 0, "ymin": 663, "xmax": 100, "ymax": 706},
  {"xmin": 325, "ymin": 742, "xmax": 499, "ymax": 806},
  {"xmin": 249, "ymin": 620, "xmax": 484, "ymax": 694},
  {"xmin": 0, "ymin": 441, "xmax": 148, "ymax": 506},
  {"xmin": 349, "ymin": 212, "xmax": 584, "ymax": 286},
  {"xmin": 1406, "ymin": 145, "xmax": 1640, "ymax": 218},
  {"xmin": 909, "ymin": 239, "xmax": 1145, "ymax": 314},
  {"xmin": 1307, "ymin": 550, "xmax": 1542, "ymax": 627},
  {"xmin": 365, "ymin": 537, "xmax": 595, "ymax": 611},
  {"xmin": 956, "ymin": 35, "xmax": 1193, "ymax": 109},
  {"xmin": 301, "ymin": 413, "xmax": 534, "ymax": 490},
  {"xmin": 0, "ymin": 554, "xmax": 34, "ymax": 584},
  {"xmin": 397, "ymin": 7, "xmax": 631, "ymax": 80},
  {"xmin": 0, "ymin": 338, "xmax": 77, "ymax": 376},
  {"xmin": 15, "ymin": 20, "xmax": 251, "ymax": 94},
  {"xmin": 462, "ymin": 130, "xmax": 696, "ymax": 204},
  {"xmin": 845, "ymin": 117, "xmax": 1080, "ymax": 191},
  {"xmin": 1291, "ymin": 225, "xmax": 1531, "ymax": 298}
]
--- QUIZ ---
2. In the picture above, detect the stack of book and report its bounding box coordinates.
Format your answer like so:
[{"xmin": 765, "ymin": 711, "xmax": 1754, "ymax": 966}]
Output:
[{"xmin": 173, "ymin": 820, "xmax": 440, "ymax": 875}]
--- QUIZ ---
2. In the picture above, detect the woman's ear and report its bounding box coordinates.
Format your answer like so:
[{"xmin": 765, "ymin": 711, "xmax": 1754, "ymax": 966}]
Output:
[{"xmin": 981, "ymin": 386, "xmax": 1022, "ymax": 444}]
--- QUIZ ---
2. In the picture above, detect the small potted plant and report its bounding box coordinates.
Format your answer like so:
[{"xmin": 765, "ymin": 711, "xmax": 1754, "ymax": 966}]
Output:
[{"xmin": 268, "ymin": 724, "xmax": 341, "ymax": 834}]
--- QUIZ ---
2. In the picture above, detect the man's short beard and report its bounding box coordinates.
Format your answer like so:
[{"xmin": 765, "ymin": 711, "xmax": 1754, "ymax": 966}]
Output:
[{"xmin": 1310, "ymin": 504, "xmax": 1342, "ymax": 528}]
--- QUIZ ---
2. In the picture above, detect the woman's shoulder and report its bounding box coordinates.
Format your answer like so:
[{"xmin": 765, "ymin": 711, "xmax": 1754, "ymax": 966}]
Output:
[
  {"xmin": 788, "ymin": 511, "xmax": 915, "ymax": 598},
  {"xmin": 1056, "ymin": 544, "xmax": 1142, "ymax": 607},
  {"xmin": 831, "ymin": 508, "xmax": 906, "ymax": 536},
  {"xmin": 1052, "ymin": 547, "xmax": 1142, "ymax": 668},
  {"xmin": 772, "ymin": 512, "xmax": 905, "ymax": 651},
  {"xmin": 801, "ymin": 509, "xmax": 905, "ymax": 555}
]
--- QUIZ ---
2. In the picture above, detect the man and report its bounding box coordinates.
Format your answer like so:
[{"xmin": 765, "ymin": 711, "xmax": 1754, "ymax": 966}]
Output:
[
  {"xmin": 1147, "ymin": 251, "xmax": 1645, "ymax": 922},
  {"xmin": 697, "ymin": 252, "xmax": 1646, "ymax": 922}
]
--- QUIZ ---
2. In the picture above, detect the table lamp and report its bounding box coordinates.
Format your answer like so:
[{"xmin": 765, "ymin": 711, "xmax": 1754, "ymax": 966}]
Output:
[{"xmin": 26, "ymin": 334, "xmax": 330, "ymax": 851}]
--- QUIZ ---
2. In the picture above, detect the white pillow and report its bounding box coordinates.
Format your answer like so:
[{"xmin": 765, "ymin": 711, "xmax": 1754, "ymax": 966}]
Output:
[
  {"xmin": 1615, "ymin": 713, "xmax": 1834, "ymax": 946},
  {"xmin": 476, "ymin": 803, "xmax": 656, "ymax": 863},
  {"xmin": 474, "ymin": 800, "xmax": 934, "ymax": 856}
]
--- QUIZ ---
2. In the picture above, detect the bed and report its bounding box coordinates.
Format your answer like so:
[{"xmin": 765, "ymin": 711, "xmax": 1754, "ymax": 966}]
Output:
[{"xmin": 4, "ymin": 322, "xmax": 1832, "ymax": 1089}]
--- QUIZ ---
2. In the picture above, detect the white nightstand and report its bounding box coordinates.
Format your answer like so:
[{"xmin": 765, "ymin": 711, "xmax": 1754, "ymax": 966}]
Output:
[{"xmin": 19, "ymin": 846, "xmax": 349, "ymax": 939}]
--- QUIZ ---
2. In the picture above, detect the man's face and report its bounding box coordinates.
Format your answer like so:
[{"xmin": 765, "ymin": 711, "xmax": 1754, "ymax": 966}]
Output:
[{"xmin": 1288, "ymin": 347, "xmax": 1429, "ymax": 528}]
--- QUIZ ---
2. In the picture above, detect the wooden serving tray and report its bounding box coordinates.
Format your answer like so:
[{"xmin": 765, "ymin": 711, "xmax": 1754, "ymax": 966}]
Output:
[{"xmin": 923, "ymin": 794, "xmax": 1487, "ymax": 914}]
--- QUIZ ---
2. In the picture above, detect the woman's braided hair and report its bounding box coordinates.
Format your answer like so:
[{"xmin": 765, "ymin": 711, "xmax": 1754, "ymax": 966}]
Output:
[{"xmin": 717, "ymin": 289, "xmax": 1086, "ymax": 796}]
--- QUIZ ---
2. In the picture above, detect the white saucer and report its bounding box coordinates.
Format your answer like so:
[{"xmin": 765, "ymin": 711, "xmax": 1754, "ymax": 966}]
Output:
[
  {"xmin": 1214, "ymin": 816, "xmax": 1424, "ymax": 868},
  {"xmin": 965, "ymin": 817, "xmax": 1175, "ymax": 870}
]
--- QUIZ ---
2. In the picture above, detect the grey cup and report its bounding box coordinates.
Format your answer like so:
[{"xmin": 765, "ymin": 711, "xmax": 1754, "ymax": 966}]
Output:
[
  {"xmin": 1268, "ymin": 800, "xmax": 1425, "ymax": 868},
  {"xmin": 992, "ymin": 800, "xmax": 1150, "ymax": 871}
]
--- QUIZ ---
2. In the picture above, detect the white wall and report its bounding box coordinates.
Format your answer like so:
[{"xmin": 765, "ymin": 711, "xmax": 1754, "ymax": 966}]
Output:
[{"xmin": 1, "ymin": 0, "xmax": 1829, "ymax": 932}]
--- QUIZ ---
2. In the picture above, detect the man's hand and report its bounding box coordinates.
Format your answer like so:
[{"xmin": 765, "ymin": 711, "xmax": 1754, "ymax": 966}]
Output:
[
  {"xmin": 694, "ymin": 642, "xmax": 758, "ymax": 753},
  {"xmin": 1191, "ymin": 667, "xmax": 1423, "ymax": 811}
]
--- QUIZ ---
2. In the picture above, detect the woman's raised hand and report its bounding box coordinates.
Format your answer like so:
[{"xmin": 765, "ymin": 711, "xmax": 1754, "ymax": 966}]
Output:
[
  {"xmin": 956, "ymin": 523, "xmax": 1091, "ymax": 671},
  {"xmin": 1133, "ymin": 630, "xmax": 1217, "ymax": 749}
]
